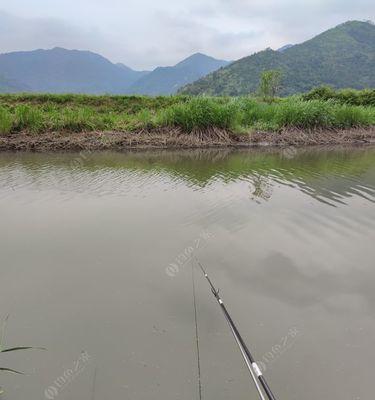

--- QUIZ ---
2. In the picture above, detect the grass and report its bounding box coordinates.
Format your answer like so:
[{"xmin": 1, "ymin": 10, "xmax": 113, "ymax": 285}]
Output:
[
  {"xmin": 303, "ymin": 86, "xmax": 375, "ymax": 106},
  {"xmin": 0, "ymin": 108, "xmax": 13, "ymax": 134},
  {"xmin": 157, "ymin": 96, "xmax": 240, "ymax": 131},
  {"xmin": 0, "ymin": 315, "xmax": 45, "ymax": 394},
  {"xmin": 0, "ymin": 93, "xmax": 374, "ymax": 136}
]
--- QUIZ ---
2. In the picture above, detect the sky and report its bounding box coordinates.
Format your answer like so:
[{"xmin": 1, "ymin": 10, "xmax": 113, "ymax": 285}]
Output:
[{"xmin": 0, "ymin": 0, "xmax": 373, "ymax": 70}]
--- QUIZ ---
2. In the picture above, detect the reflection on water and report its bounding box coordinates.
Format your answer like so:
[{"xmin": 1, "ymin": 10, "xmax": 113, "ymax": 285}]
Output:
[
  {"xmin": 1, "ymin": 147, "xmax": 375, "ymax": 206},
  {"xmin": 0, "ymin": 146, "xmax": 374, "ymax": 400}
]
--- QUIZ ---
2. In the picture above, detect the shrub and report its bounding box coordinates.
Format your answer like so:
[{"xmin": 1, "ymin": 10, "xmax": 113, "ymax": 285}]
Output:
[{"xmin": 258, "ymin": 70, "xmax": 283, "ymax": 101}]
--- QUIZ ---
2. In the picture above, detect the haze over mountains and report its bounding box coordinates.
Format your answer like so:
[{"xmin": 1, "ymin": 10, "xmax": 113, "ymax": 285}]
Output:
[
  {"xmin": 0, "ymin": 48, "xmax": 228, "ymax": 95},
  {"xmin": 127, "ymin": 53, "xmax": 229, "ymax": 95},
  {"xmin": 181, "ymin": 21, "xmax": 375, "ymax": 96},
  {"xmin": 0, "ymin": 20, "xmax": 374, "ymax": 96},
  {"xmin": 0, "ymin": 47, "xmax": 147, "ymax": 94}
]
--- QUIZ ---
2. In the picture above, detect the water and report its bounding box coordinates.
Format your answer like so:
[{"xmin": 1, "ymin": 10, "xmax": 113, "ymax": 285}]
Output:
[{"xmin": 0, "ymin": 146, "xmax": 374, "ymax": 400}]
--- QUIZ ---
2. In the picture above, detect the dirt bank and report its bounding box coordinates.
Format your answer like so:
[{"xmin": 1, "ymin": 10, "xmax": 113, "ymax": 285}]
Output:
[{"xmin": 0, "ymin": 127, "xmax": 375, "ymax": 152}]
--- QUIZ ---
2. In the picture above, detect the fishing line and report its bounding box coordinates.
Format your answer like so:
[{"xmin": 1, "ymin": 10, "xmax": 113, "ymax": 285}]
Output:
[
  {"xmin": 191, "ymin": 262, "xmax": 203, "ymax": 400},
  {"xmin": 91, "ymin": 366, "xmax": 97, "ymax": 400}
]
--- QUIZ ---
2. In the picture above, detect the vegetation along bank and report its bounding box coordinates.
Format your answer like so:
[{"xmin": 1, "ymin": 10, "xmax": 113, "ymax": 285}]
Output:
[{"xmin": 0, "ymin": 89, "xmax": 375, "ymax": 151}]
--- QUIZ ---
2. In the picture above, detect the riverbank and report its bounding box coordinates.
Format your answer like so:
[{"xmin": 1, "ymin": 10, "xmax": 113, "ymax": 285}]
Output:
[
  {"xmin": 1, "ymin": 127, "xmax": 375, "ymax": 151},
  {"xmin": 1, "ymin": 94, "xmax": 374, "ymax": 150}
]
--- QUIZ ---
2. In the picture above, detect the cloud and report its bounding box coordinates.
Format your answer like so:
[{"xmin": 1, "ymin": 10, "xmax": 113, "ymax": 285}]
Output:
[
  {"xmin": 214, "ymin": 0, "xmax": 375, "ymax": 45},
  {"xmin": 0, "ymin": 11, "xmax": 109, "ymax": 56},
  {"xmin": 146, "ymin": 11, "xmax": 261, "ymax": 64},
  {"xmin": 0, "ymin": 0, "xmax": 373, "ymax": 69}
]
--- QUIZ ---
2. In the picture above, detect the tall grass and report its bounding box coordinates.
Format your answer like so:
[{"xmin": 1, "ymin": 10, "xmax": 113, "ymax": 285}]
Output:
[
  {"xmin": 157, "ymin": 97, "xmax": 240, "ymax": 131},
  {"xmin": 0, "ymin": 93, "xmax": 187, "ymax": 111},
  {"xmin": 0, "ymin": 107, "xmax": 13, "ymax": 135},
  {"xmin": 303, "ymin": 86, "xmax": 375, "ymax": 107},
  {"xmin": 0, "ymin": 94, "xmax": 374, "ymax": 135},
  {"xmin": 234, "ymin": 97, "xmax": 375, "ymax": 131},
  {"xmin": 14, "ymin": 105, "xmax": 44, "ymax": 133}
]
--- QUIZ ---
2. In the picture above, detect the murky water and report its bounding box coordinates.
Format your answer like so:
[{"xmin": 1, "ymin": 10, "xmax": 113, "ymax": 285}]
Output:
[{"xmin": 0, "ymin": 146, "xmax": 375, "ymax": 400}]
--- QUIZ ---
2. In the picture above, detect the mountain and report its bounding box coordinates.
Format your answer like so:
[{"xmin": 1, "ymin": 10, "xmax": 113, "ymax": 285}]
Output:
[
  {"xmin": 127, "ymin": 53, "xmax": 230, "ymax": 95},
  {"xmin": 0, "ymin": 48, "xmax": 229, "ymax": 95},
  {"xmin": 116, "ymin": 63, "xmax": 150, "ymax": 80},
  {"xmin": 180, "ymin": 21, "xmax": 375, "ymax": 96},
  {"xmin": 0, "ymin": 47, "xmax": 147, "ymax": 94},
  {"xmin": 0, "ymin": 74, "xmax": 29, "ymax": 92}
]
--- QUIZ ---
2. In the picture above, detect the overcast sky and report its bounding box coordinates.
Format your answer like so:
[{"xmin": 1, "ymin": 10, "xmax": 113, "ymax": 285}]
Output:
[{"xmin": 0, "ymin": 0, "xmax": 373, "ymax": 70}]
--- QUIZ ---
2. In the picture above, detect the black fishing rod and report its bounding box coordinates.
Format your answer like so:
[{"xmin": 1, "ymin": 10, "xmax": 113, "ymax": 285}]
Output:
[{"xmin": 196, "ymin": 260, "xmax": 277, "ymax": 400}]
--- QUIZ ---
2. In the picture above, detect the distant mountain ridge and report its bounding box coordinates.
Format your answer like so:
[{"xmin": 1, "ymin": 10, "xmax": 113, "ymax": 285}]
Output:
[
  {"xmin": 116, "ymin": 63, "xmax": 150, "ymax": 80},
  {"xmin": 0, "ymin": 47, "xmax": 148, "ymax": 94},
  {"xmin": 1, "ymin": 21, "xmax": 374, "ymax": 96},
  {"xmin": 127, "ymin": 53, "xmax": 230, "ymax": 95},
  {"xmin": 0, "ymin": 48, "xmax": 228, "ymax": 95},
  {"xmin": 180, "ymin": 21, "xmax": 375, "ymax": 96},
  {"xmin": 0, "ymin": 73, "xmax": 29, "ymax": 92}
]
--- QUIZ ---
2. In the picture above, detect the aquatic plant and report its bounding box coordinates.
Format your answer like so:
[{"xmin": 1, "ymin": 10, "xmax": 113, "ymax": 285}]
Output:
[{"xmin": 0, "ymin": 315, "xmax": 45, "ymax": 394}]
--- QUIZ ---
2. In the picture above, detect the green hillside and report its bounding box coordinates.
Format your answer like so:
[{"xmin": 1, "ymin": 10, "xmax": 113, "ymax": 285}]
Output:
[{"xmin": 180, "ymin": 21, "xmax": 375, "ymax": 96}]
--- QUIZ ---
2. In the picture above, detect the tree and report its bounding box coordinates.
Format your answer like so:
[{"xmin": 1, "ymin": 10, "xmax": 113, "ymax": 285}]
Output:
[{"xmin": 258, "ymin": 70, "xmax": 283, "ymax": 101}]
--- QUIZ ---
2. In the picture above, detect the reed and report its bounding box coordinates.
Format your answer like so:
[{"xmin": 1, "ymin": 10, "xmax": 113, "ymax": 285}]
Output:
[{"xmin": 0, "ymin": 93, "xmax": 374, "ymax": 135}]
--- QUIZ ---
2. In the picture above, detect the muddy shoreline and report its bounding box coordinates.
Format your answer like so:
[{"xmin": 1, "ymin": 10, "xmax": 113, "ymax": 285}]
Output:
[{"xmin": 1, "ymin": 127, "xmax": 375, "ymax": 152}]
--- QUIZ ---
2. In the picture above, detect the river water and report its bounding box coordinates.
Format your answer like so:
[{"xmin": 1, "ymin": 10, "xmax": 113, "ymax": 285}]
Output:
[{"xmin": 0, "ymin": 146, "xmax": 374, "ymax": 400}]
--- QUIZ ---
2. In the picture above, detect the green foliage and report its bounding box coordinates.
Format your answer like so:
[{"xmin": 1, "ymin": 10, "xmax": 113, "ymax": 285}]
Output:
[
  {"xmin": 258, "ymin": 70, "xmax": 283, "ymax": 101},
  {"xmin": 57, "ymin": 108, "xmax": 109, "ymax": 132},
  {"xmin": 274, "ymin": 99, "xmax": 338, "ymax": 128},
  {"xmin": 130, "ymin": 109, "xmax": 151, "ymax": 128},
  {"xmin": 303, "ymin": 86, "xmax": 375, "ymax": 106},
  {"xmin": 0, "ymin": 93, "xmax": 374, "ymax": 135},
  {"xmin": 156, "ymin": 96, "xmax": 240, "ymax": 131},
  {"xmin": 14, "ymin": 105, "xmax": 44, "ymax": 133},
  {"xmin": 180, "ymin": 21, "xmax": 375, "ymax": 96},
  {"xmin": 232, "ymin": 97, "xmax": 375, "ymax": 131},
  {"xmin": 333, "ymin": 104, "xmax": 375, "ymax": 127},
  {"xmin": 0, "ymin": 93, "xmax": 185, "ymax": 112},
  {"xmin": 0, "ymin": 107, "xmax": 13, "ymax": 135}
]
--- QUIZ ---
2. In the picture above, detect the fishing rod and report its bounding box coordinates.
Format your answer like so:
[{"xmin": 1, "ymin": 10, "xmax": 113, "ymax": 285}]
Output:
[{"xmin": 196, "ymin": 260, "xmax": 277, "ymax": 400}]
